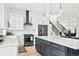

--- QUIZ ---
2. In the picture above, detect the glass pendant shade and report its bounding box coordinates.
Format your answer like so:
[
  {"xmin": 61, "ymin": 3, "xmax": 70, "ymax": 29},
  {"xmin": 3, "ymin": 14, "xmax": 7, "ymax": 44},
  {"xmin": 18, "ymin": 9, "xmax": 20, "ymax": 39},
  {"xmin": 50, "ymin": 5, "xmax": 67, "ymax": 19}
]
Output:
[
  {"xmin": 49, "ymin": 3, "xmax": 53, "ymax": 19},
  {"xmin": 60, "ymin": 9, "xmax": 62, "ymax": 16},
  {"xmin": 42, "ymin": 14, "xmax": 46, "ymax": 23},
  {"xmin": 59, "ymin": 3, "xmax": 62, "ymax": 16}
]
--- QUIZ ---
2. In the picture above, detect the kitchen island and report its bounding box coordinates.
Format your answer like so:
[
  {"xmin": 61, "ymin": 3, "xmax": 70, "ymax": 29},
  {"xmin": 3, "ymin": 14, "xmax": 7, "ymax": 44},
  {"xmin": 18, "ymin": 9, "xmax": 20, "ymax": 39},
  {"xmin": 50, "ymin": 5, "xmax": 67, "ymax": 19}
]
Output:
[
  {"xmin": 0, "ymin": 36, "xmax": 18, "ymax": 56},
  {"xmin": 35, "ymin": 36, "xmax": 79, "ymax": 56}
]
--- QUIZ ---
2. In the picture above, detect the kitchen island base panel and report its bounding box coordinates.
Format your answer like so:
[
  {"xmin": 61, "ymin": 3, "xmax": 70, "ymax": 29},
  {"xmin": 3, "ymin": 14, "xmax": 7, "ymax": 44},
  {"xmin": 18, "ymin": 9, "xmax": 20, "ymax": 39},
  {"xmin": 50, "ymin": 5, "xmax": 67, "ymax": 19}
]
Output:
[{"xmin": 35, "ymin": 37, "xmax": 79, "ymax": 56}]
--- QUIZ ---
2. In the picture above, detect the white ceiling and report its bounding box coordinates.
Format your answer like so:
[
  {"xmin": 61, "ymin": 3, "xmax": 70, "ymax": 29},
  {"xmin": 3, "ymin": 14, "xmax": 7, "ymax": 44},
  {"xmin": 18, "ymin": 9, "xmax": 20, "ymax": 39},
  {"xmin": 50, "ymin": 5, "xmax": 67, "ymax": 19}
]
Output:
[{"xmin": 6, "ymin": 3, "xmax": 79, "ymax": 17}]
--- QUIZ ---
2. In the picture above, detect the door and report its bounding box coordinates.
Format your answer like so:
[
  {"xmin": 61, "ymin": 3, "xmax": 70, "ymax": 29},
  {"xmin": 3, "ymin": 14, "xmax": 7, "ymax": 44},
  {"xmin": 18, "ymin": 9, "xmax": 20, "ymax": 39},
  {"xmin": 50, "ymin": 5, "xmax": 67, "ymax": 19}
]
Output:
[{"xmin": 38, "ymin": 25, "xmax": 48, "ymax": 36}]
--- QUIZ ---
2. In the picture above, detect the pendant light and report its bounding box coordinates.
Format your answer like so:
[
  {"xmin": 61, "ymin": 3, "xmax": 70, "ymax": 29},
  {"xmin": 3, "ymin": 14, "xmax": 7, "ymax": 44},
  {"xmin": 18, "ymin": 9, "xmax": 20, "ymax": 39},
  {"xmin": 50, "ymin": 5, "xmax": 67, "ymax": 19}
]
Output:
[
  {"xmin": 59, "ymin": 3, "xmax": 62, "ymax": 16},
  {"xmin": 42, "ymin": 3, "xmax": 46, "ymax": 23},
  {"xmin": 49, "ymin": 3, "xmax": 53, "ymax": 18},
  {"xmin": 43, "ymin": 3, "xmax": 45, "ymax": 17}
]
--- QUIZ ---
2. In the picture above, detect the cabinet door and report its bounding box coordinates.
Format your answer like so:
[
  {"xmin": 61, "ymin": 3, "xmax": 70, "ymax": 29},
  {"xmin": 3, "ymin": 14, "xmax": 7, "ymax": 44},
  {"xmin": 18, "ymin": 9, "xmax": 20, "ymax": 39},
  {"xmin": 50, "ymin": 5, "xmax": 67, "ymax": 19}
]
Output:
[
  {"xmin": 49, "ymin": 45, "xmax": 55, "ymax": 56},
  {"xmin": 49, "ymin": 45, "xmax": 65, "ymax": 56},
  {"xmin": 35, "ymin": 38, "xmax": 49, "ymax": 56},
  {"xmin": 16, "ymin": 35, "xmax": 24, "ymax": 46},
  {"xmin": 66, "ymin": 47, "xmax": 77, "ymax": 56},
  {"xmin": 35, "ymin": 38, "xmax": 39, "ymax": 52},
  {"xmin": 43, "ymin": 40, "xmax": 49, "ymax": 56},
  {"xmin": 0, "ymin": 4, "xmax": 5, "ymax": 29},
  {"xmin": 35, "ymin": 38, "xmax": 42, "ymax": 54},
  {"xmin": 39, "ymin": 43, "xmax": 44, "ymax": 55},
  {"xmin": 49, "ymin": 42, "xmax": 66, "ymax": 56},
  {"xmin": 40, "ymin": 41, "xmax": 49, "ymax": 56},
  {"xmin": 9, "ymin": 14, "xmax": 23, "ymax": 30},
  {"xmin": 49, "ymin": 42, "xmax": 66, "ymax": 52},
  {"xmin": 43, "ymin": 43, "xmax": 49, "ymax": 56},
  {"xmin": 53, "ymin": 47, "xmax": 65, "ymax": 56}
]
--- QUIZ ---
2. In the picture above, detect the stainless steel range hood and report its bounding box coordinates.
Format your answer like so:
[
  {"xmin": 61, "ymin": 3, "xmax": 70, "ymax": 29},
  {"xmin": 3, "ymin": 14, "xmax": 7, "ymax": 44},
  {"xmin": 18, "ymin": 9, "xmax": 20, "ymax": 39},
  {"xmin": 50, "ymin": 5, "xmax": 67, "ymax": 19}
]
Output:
[{"xmin": 24, "ymin": 10, "xmax": 32, "ymax": 25}]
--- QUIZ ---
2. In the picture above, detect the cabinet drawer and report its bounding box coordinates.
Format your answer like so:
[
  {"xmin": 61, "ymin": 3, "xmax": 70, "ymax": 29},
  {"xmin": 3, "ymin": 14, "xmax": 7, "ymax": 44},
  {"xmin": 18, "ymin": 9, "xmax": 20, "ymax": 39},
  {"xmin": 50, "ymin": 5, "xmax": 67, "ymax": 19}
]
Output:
[
  {"xmin": 49, "ymin": 42, "xmax": 65, "ymax": 52},
  {"xmin": 49, "ymin": 46, "xmax": 65, "ymax": 56},
  {"xmin": 53, "ymin": 47, "xmax": 65, "ymax": 56}
]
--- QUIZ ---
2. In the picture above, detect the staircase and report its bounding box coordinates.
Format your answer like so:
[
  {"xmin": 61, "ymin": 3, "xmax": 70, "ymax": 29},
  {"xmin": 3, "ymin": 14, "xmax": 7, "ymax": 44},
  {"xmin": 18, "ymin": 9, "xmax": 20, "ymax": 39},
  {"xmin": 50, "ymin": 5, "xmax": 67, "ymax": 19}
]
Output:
[
  {"xmin": 49, "ymin": 14, "xmax": 76, "ymax": 36},
  {"xmin": 57, "ymin": 21, "xmax": 68, "ymax": 33},
  {"xmin": 49, "ymin": 21, "xmax": 60, "ymax": 35},
  {"xmin": 57, "ymin": 16, "xmax": 76, "ymax": 33},
  {"xmin": 49, "ymin": 15, "xmax": 69, "ymax": 35}
]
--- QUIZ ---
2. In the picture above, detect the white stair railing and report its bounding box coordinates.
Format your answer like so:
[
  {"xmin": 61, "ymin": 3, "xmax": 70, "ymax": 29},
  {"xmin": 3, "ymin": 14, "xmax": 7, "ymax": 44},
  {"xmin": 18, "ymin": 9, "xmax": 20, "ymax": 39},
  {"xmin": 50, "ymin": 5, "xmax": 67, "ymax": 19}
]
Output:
[
  {"xmin": 49, "ymin": 21, "xmax": 60, "ymax": 35},
  {"xmin": 49, "ymin": 15, "xmax": 69, "ymax": 35}
]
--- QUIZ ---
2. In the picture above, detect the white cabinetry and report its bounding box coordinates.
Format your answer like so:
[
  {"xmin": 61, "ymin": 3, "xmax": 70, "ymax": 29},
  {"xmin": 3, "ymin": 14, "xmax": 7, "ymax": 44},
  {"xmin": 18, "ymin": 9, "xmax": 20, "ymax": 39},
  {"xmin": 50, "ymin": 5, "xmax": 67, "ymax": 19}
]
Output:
[
  {"xmin": 16, "ymin": 34, "xmax": 24, "ymax": 47},
  {"xmin": 0, "ymin": 46, "xmax": 18, "ymax": 56},
  {"xmin": 0, "ymin": 36, "xmax": 18, "ymax": 56},
  {"xmin": 9, "ymin": 14, "xmax": 23, "ymax": 30},
  {"xmin": 0, "ymin": 4, "xmax": 5, "ymax": 29},
  {"xmin": 9, "ymin": 14, "xmax": 24, "ymax": 47}
]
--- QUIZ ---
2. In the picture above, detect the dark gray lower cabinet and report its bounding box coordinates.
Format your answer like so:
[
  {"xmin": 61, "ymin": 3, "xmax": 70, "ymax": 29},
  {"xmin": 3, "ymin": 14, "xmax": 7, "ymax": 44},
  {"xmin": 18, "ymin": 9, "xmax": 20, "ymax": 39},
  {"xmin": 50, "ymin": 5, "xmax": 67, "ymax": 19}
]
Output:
[
  {"xmin": 35, "ymin": 37, "xmax": 49, "ymax": 56},
  {"xmin": 42, "ymin": 42, "xmax": 49, "ymax": 56},
  {"xmin": 66, "ymin": 47, "xmax": 78, "ymax": 56},
  {"xmin": 35, "ymin": 38, "xmax": 41, "ymax": 53},
  {"xmin": 49, "ymin": 45, "xmax": 65, "ymax": 56},
  {"xmin": 35, "ymin": 37, "xmax": 79, "ymax": 56},
  {"xmin": 49, "ymin": 42, "xmax": 65, "ymax": 56}
]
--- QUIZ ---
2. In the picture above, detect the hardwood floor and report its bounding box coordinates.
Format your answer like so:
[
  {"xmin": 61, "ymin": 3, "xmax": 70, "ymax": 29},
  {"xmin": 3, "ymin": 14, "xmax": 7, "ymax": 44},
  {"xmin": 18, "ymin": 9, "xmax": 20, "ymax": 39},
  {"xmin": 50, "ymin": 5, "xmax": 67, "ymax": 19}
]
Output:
[{"xmin": 18, "ymin": 46, "xmax": 41, "ymax": 56}]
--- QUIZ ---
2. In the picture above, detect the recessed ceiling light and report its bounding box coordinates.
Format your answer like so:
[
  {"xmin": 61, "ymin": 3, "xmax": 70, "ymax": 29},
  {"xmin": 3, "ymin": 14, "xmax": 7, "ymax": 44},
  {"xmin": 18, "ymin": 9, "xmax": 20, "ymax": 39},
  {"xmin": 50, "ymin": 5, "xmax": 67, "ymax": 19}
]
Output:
[
  {"xmin": 16, "ymin": 5, "xmax": 20, "ymax": 8},
  {"xmin": 75, "ymin": 8, "xmax": 78, "ymax": 11}
]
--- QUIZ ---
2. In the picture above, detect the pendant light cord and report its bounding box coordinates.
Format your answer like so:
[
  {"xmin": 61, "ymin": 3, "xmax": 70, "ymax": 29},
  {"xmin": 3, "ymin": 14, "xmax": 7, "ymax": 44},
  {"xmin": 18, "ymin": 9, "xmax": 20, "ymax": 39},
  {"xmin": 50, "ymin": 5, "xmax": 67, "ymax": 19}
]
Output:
[
  {"xmin": 44, "ymin": 3, "xmax": 45, "ymax": 16},
  {"xmin": 50, "ymin": 3, "xmax": 52, "ymax": 14},
  {"xmin": 60, "ymin": 3, "xmax": 62, "ymax": 16}
]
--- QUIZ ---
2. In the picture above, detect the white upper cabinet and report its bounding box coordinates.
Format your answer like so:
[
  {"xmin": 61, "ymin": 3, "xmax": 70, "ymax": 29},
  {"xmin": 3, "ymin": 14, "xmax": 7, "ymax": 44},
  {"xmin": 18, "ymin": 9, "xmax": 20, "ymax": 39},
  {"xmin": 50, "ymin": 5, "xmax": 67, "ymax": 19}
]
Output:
[
  {"xmin": 0, "ymin": 4, "xmax": 5, "ymax": 29},
  {"xmin": 9, "ymin": 14, "xmax": 24, "ymax": 30}
]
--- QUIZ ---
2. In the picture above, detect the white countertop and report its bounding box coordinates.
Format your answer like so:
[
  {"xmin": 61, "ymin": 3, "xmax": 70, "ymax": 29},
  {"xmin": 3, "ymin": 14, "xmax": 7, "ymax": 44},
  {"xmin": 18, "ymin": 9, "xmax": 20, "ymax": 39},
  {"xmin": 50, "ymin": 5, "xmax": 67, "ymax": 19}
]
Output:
[
  {"xmin": 36, "ymin": 36, "xmax": 79, "ymax": 49},
  {"xmin": 0, "ymin": 35, "xmax": 18, "ymax": 48}
]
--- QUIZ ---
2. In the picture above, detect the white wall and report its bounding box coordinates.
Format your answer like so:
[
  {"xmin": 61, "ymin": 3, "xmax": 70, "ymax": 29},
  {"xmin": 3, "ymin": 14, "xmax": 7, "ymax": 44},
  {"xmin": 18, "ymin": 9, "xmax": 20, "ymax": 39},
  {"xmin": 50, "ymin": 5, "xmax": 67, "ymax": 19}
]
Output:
[
  {"xmin": 0, "ymin": 4, "xmax": 5, "ymax": 29},
  {"xmin": 7, "ymin": 6, "xmax": 50, "ymax": 47},
  {"xmin": 0, "ymin": 3, "xmax": 79, "ymax": 46},
  {"xmin": 7, "ymin": 6, "xmax": 50, "ymax": 35},
  {"xmin": 5, "ymin": 3, "xmax": 60, "ymax": 37},
  {"xmin": 0, "ymin": 4, "xmax": 6, "ymax": 36},
  {"xmin": 4, "ymin": 3, "xmax": 79, "ymax": 37},
  {"xmin": 76, "ymin": 17, "xmax": 79, "ymax": 37}
]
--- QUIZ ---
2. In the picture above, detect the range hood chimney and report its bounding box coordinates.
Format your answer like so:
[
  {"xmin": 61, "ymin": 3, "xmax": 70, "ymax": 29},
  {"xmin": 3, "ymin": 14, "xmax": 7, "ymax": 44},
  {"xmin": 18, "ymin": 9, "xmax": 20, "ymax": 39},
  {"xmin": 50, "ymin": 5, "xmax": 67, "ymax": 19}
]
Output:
[{"xmin": 24, "ymin": 10, "xmax": 32, "ymax": 25}]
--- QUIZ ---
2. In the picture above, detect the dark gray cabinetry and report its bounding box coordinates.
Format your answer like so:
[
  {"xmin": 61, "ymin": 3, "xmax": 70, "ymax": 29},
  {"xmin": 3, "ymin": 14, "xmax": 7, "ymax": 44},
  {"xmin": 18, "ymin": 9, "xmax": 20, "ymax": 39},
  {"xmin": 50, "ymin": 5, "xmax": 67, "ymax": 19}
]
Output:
[
  {"xmin": 49, "ymin": 46, "xmax": 65, "ymax": 56},
  {"xmin": 42, "ymin": 40, "xmax": 49, "ymax": 56},
  {"xmin": 65, "ymin": 47, "xmax": 78, "ymax": 56},
  {"xmin": 35, "ymin": 38, "xmax": 41, "ymax": 53},
  {"xmin": 35, "ymin": 37, "xmax": 49, "ymax": 56},
  {"xmin": 49, "ymin": 42, "xmax": 65, "ymax": 56},
  {"xmin": 35, "ymin": 37, "xmax": 79, "ymax": 56}
]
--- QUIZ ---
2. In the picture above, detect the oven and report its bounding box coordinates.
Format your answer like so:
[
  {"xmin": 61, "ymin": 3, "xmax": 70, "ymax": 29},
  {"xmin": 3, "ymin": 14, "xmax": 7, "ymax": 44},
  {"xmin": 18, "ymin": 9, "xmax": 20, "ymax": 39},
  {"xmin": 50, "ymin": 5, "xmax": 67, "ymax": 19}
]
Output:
[{"xmin": 24, "ymin": 34, "xmax": 34, "ymax": 47}]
